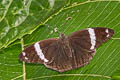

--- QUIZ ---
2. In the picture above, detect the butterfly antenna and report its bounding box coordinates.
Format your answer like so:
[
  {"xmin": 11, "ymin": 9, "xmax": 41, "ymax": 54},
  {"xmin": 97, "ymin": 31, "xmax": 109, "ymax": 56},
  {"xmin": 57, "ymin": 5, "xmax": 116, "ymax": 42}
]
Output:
[
  {"xmin": 43, "ymin": 16, "xmax": 72, "ymax": 35},
  {"xmin": 44, "ymin": 24, "xmax": 61, "ymax": 35}
]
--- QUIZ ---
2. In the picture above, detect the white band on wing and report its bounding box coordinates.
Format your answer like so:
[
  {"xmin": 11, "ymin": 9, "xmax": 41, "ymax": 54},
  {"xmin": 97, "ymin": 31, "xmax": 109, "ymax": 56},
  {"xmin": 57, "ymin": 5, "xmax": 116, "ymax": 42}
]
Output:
[
  {"xmin": 34, "ymin": 42, "xmax": 48, "ymax": 62},
  {"xmin": 105, "ymin": 29, "xmax": 110, "ymax": 37},
  {"xmin": 88, "ymin": 28, "xmax": 96, "ymax": 50}
]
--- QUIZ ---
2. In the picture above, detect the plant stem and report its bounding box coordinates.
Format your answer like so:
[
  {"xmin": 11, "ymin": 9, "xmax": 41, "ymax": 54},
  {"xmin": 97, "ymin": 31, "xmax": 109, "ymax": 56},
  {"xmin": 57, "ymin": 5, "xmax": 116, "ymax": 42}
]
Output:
[
  {"xmin": 27, "ymin": 73, "xmax": 111, "ymax": 80},
  {"xmin": 21, "ymin": 38, "xmax": 26, "ymax": 80}
]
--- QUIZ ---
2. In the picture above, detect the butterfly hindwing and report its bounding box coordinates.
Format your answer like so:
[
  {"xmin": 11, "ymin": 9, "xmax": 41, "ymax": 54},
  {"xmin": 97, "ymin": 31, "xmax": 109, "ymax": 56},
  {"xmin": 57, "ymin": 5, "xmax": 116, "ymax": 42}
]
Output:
[{"xmin": 69, "ymin": 38, "xmax": 96, "ymax": 69}]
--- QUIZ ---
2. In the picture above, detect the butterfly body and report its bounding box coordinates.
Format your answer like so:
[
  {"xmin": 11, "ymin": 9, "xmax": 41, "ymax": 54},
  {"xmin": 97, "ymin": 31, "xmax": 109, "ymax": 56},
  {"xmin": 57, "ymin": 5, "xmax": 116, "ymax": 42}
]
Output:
[{"xmin": 19, "ymin": 27, "xmax": 114, "ymax": 72}]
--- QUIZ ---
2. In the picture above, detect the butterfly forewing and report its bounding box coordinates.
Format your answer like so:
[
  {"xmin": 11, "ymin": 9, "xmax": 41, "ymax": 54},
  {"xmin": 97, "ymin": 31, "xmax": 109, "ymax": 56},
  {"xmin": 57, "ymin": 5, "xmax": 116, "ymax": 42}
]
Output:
[
  {"xmin": 19, "ymin": 27, "xmax": 114, "ymax": 72},
  {"xmin": 93, "ymin": 27, "xmax": 114, "ymax": 48},
  {"xmin": 68, "ymin": 27, "xmax": 114, "ymax": 50},
  {"xmin": 19, "ymin": 38, "xmax": 58, "ymax": 64}
]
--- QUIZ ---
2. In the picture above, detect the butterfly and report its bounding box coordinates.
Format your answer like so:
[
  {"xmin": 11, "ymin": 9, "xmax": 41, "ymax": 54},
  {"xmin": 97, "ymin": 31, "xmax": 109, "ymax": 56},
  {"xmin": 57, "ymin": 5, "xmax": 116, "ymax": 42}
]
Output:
[{"xmin": 19, "ymin": 27, "xmax": 114, "ymax": 72}]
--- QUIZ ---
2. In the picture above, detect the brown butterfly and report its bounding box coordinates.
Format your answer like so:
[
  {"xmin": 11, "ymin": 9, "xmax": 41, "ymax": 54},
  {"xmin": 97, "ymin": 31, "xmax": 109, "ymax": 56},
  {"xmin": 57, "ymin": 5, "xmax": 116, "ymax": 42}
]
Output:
[{"xmin": 19, "ymin": 27, "xmax": 114, "ymax": 72}]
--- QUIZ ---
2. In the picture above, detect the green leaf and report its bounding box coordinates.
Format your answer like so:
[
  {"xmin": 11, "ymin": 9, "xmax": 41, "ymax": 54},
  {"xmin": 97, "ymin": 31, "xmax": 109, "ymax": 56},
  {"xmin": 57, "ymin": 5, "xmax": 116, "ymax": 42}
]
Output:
[
  {"xmin": 0, "ymin": 44, "xmax": 22, "ymax": 80},
  {"xmin": 0, "ymin": 0, "xmax": 120, "ymax": 80},
  {"xmin": 0, "ymin": 0, "xmax": 67, "ymax": 49},
  {"xmin": 112, "ymin": 70, "xmax": 120, "ymax": 80}
]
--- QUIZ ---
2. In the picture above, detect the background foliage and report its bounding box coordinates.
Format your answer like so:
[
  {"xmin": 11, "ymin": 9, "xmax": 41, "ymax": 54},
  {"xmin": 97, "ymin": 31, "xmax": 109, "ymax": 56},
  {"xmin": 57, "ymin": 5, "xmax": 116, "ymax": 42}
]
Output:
[{"xmin": 0, "ymin": 0, "xmax": 120, "ymax": 80}]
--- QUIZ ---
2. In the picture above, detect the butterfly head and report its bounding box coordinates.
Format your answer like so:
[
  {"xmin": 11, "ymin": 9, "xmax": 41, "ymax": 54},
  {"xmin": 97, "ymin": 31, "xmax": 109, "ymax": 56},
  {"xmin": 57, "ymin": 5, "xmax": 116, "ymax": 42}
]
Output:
[{"xmin": 60, "ymin": 33, "xmax": 67, "ymax": 41}]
